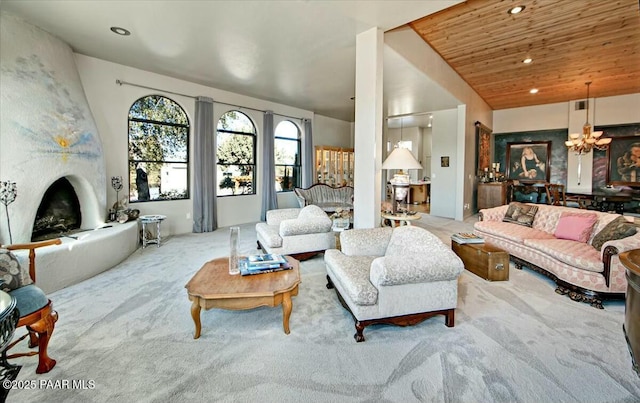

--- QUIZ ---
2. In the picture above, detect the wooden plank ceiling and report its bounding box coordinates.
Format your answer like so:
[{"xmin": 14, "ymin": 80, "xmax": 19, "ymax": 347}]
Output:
[{"xmin": 408, "ymin": 0, "xmax": 640, "ymax": 110}]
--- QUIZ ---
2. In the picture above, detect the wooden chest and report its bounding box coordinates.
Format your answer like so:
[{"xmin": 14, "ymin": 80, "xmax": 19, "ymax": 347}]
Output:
[{"xmin": 451, "ymin": 241, "xmax": 509, "ymax": 281}]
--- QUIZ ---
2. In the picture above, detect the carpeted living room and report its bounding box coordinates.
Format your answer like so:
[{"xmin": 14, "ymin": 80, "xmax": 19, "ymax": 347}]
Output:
[{"xmin": 1, "ymin": 1, "xmax": 640, "ymax": 402}]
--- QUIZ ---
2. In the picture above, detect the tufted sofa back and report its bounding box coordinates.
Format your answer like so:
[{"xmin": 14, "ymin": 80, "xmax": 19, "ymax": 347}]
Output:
[{"xmin": 294, "ymin": 184, "xmax": 354, "ymax": 207}]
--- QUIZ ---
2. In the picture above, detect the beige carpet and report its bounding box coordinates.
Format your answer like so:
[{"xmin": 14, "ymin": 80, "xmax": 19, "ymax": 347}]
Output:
[{"xmin": 7, "ymin": 215, "xmax": 640, "ymax": 402}]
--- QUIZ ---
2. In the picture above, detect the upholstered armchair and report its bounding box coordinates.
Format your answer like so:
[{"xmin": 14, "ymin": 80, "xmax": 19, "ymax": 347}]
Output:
[
  {"xmin": 256, "ymin": 204, "xmax": 334, "ymax": 261},
  {"xmin": 325, "ymin": 226, "xmax": 464, "ymax": 342},
  {"xmin": 0, "ymin": 239, "xmax": 60, "ymax": 373}
]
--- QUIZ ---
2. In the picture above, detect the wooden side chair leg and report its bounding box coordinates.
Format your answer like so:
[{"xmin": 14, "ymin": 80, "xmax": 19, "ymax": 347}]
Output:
[
  {"xmin": 28, "ymin": 330, "xmax": 38, "ymax": 349},
  {"xmin": 28, "ymin": 310, "xmax": 57, "ymax": 374}
]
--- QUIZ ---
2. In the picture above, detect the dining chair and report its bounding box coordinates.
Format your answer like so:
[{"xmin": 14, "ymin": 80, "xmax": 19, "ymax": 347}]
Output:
[
  {"xmin": 544, "ymin": 183, "xmax": 567, "ymax": 206},
  {"xmin": 0, "ymin": 239, "xmax": 60, "ymax": 374}
]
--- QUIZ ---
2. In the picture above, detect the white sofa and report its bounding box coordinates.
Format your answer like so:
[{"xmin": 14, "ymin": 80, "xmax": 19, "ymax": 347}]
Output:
[
  {"xmin": 475, "ymin": 203, "xmax": 640, "ymax": 308},
  {"xmin": 255, "ymin": 205, "xmax": 334, "ymax": 260},
  {"xmin": 324, "ymin": 226, "xmax": 464, "ymax": 342}
]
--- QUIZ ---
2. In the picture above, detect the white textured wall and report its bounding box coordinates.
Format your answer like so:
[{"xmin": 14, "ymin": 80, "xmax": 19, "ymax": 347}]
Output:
[
  {"xmin": 430, "ymin": 108, "xmax": 459, "ymax": 218},
  {"xmin": 0, "ymin": 14, "xmax": 106, "ymax": 244},
  {"xmin": 73, "ymin": 54, "xmax": 349, "ymax": 231},
  {"xmin": 313, "ymin": 115, "xmax": 353, "ymax": 148}
]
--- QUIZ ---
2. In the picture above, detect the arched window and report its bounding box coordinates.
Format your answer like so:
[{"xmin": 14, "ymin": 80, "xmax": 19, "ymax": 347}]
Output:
[
  {"xmin": 128, "ymin": 95, "xmax": 189, "ymax": 202},
  {"xmin": 216, "ymin": 111, "xmax": 257, "ymax": 196},
  {"xmin": 275, "ymin": 121, "xmax": 301, "ymax": 192}
]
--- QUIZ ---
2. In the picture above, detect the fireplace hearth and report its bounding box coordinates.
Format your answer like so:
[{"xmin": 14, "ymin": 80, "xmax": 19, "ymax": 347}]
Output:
[{"xmin": 32, "ymin": 178, "xmax": 82, "ymax": 242}]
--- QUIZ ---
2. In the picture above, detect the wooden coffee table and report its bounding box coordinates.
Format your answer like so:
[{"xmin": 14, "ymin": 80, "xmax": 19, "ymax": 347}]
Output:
[{"xmin": 185, "ymin": 256, "xmax": 300, "ymax": 339}]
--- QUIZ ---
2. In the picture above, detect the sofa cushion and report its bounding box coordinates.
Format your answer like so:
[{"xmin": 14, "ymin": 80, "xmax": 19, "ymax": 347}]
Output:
[
  {"xmin": 9, "ymin": 284, "xmax": 49, "ymax": 317},
  {"xmin": 523, "ymin": 238, "xmax": 603, "ymax": 273},
  {"xmin": 502, "ymin": 202, "xmax": 538, "ymax": 227},
  {"xmin": 0, "ymin": 248, "xmax": 33, "ymax": 292},
  {"xmin": 554, "ymin": 212, "xmax": 598, "ymax": 243},
  {"xmin": 324, "ymin": 250, "xmax": 378, "ymax": 306},
  {"xmin": 315, "ymin": 202, "xmax": 353, "ymax": 212},
  {"xmin": 591, "ymin": 216, "xmax": 638, "ymax": 251},
  {"xmin": 255, "ymin": 223, "xmax": 282, "ymax": 248},
  {"xmin": 474, "ymin": 221, "xmax": 555, "ymax": 244}
]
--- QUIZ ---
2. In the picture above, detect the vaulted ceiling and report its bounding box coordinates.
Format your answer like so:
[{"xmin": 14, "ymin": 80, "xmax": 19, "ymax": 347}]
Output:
[{"xmin": 409, "ymin": 0, "xmax": 640, "ymax": 110}]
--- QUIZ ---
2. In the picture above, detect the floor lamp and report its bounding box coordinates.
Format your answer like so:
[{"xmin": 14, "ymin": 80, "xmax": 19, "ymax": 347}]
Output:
[{"xmin": 382, "ymin": 147, "xmax": 423, "ymax": 214}]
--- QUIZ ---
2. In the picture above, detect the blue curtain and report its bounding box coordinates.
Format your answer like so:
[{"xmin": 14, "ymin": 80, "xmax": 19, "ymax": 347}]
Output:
[
  {"xmin": 192, "ymin": 96, "xmax": 217, "ymax": 232},
  {"xmin": 302, "ymin": 118, "xmax": 314, "ymax": 187},
  {"xmin": 260, "ymin": 111, "xmax": 277, "ymax": 220}
]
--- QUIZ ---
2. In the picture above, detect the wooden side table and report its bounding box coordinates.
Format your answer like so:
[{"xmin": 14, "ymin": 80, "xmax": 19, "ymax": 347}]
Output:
[
  {"xmin": 619, "ymin": 249, "xmax": 640, "ymax": 377},
  {"xmin": 451, "ymin": 241, "xmax": 509, "ymax": 281},
  {"xmin": 139, "ymin": 215, "xmax": 167, "ymax": 248}
]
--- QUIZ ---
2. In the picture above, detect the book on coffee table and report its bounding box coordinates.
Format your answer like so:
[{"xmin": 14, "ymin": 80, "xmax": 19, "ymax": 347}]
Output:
[
  {"xmin": 451, "ymin": 232, "xmax": 484, "ymax": 244},
  {"xmin": 246, "ymin": 254, "xmax": 287, "ymax": 265},
  {"xmin": 239, "ymin": 259, "xmax": 292, "ymax": 276}
]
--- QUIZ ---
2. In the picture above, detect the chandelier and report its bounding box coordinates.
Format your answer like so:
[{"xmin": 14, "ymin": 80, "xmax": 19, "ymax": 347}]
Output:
[{"xmin": 565, "ymin": 81, "xmax": 611, "ymax": 154}]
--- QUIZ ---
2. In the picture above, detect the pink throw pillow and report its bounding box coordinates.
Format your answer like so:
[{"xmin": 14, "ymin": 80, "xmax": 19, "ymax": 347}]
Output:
[{"xmin": 554, "ymin": 212, "xmax": 598, "ymax": 243}]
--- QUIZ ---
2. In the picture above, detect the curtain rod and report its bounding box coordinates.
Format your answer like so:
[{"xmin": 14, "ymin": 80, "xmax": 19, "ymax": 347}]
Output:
[{"xmin": 115, "ymin": 79, "xmax": 306, "ymax": 122}]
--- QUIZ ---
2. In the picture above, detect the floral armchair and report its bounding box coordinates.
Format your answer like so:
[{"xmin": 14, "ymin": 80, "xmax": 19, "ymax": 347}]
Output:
[
  {"xmin": 325, "ymin": 225, "xmax": 464, "ymax": 341},
  {"xmin": 255, "ymin": 204, "xmax": 334, "ymax": 261}
]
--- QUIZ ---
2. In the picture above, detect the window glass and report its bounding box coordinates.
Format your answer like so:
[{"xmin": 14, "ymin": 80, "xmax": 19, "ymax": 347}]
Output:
[
  {"xmin": 217, "ymin": 111, "xmax": 257, "ymax": 196},
  {"xmin": 275, "ymin": 121, "xmax": 301, "ymax": 192},
  {"xmin": 128, "ymin": 95, "xmax": 189, "ymax": 202}
]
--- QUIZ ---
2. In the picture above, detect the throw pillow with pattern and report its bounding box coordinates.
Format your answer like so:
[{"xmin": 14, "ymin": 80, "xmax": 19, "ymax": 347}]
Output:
[
  {"xmin": 502, "ymin": 202, "xmax": 538, "ymax": 227},
  {"xmin": 0, "ymin": 249, "xmax": 33, "ymax": 292},
  {"xmin": 591, "ymin": 216, "xmax": 637, "ymax": 251}
]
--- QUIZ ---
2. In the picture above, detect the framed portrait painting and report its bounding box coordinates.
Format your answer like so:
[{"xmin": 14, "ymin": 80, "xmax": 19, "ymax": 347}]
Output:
[
  {"xmin": 505, "ymin": 141, "xmax": 551, "ymax": 183},
  {"xmin": 606, "ymin": 136, "xmax": 640, "ymax": 186},
  {"xmin": 475, "ymin": 121, "xmax": 492, "ymax": 174}
]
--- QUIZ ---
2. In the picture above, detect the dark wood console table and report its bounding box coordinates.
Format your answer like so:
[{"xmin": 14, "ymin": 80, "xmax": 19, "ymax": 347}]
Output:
[
  {"xmin": 619, "ymin": 249, "xmax": 640, "ymax": 378},
  {"xmin": 566, "ymin": 191, "xmax": 632, "ymax": 214}
]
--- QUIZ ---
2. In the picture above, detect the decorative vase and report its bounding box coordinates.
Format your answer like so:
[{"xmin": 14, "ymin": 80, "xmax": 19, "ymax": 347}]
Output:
[{"xmin": 229, "ymin": 226, "xmax": 240, "ymax": 275}]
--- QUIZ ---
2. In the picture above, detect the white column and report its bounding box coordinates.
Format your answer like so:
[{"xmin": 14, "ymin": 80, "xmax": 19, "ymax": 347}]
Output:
[{"xmin": 353, "ymin": 27, "xmax": 383, "ymax": 229}]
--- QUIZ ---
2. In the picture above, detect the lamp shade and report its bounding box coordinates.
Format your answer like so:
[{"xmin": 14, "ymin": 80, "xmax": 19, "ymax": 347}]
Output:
[{"xmin": 381, "ymin": 147, "xmax": 423, "ymax": 170}]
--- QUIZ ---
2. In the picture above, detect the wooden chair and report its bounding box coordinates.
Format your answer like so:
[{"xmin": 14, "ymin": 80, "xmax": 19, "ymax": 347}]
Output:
[
  {"xmin": 544, "ymin": 183, "xmax": 566, "ymax": 206},
  {"xmin": 1, "ymin": 239, "xmax": 60, "ymax": 374}
]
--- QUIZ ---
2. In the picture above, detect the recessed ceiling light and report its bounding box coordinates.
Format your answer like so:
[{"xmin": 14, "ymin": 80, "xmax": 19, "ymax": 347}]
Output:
[
  {"xmin": 523, "ymin": 57, "xmax": 533, "ymax": 64},
  {"xmin": 530, "ymin": 88, "xmax": 539, "ymax": 94},
  {"xmin": 508, "ymin": 5, "xmax": 526, "ymax": 14},
  {"xmin": 110, "ymin": 27, "xmax": 131, "ymax": 36}
]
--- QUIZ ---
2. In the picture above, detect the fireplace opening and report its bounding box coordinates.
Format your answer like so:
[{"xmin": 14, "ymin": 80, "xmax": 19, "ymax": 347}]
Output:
[{"xmin": 32, "ymin": 177, "xmax": 83, "ymax": 242}]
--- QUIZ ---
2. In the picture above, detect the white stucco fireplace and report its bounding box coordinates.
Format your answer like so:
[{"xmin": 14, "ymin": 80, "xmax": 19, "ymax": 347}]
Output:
[{"xmin": 0, "ymin": 13, "xmax": 137, "ymax": 293}]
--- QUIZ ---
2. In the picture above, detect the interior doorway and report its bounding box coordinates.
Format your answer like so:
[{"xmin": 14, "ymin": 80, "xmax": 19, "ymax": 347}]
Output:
[{"xmin": 384, "ymin": 114, "xmax": 433, "ymax": 215}]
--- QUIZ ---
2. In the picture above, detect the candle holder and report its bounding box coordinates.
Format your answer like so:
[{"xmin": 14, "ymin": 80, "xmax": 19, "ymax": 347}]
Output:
[
  {"xmin": 111, "ymin": 176, "xmax": 123, "ymax": 211},
  {"xmin": 0, "ymin": 181, "xmax": 17, "ymax": 244}
]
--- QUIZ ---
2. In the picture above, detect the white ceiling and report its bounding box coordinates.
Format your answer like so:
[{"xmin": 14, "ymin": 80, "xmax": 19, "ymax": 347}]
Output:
[{"xmin": 0, "ymin": 0, "xmax": 463, "ymax": 123}]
